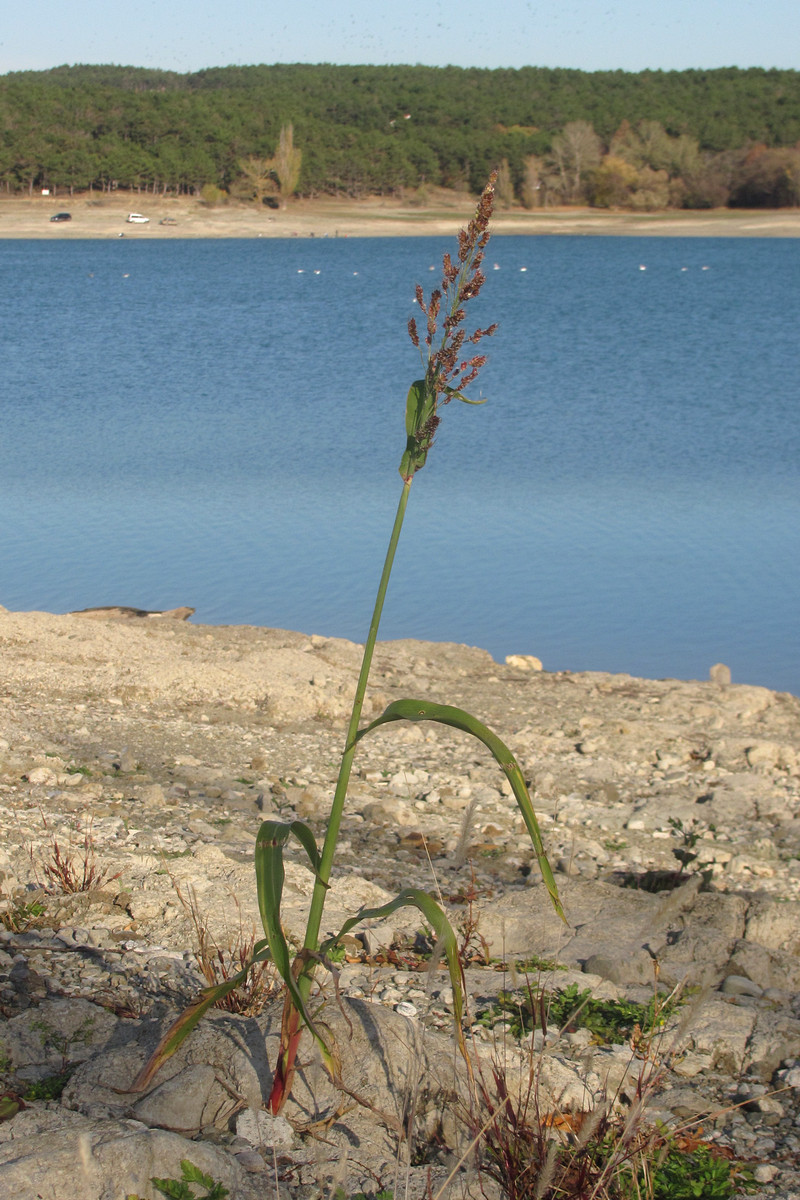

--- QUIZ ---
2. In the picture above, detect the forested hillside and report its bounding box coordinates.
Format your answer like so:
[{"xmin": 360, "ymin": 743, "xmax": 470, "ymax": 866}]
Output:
[{"xmin": 2, "ymin": 63, "xmax": 799, "ymax": 207}]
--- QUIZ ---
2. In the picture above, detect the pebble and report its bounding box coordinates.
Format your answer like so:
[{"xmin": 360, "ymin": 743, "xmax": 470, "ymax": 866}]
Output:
[{"xmin": 720, "ymin": 974, "xmax": 764, "ymax": 998}]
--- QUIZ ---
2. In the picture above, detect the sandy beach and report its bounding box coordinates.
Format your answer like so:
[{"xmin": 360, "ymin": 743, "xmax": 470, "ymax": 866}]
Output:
[{"xmin": 2, "ymin": 192, "xmax": 800, "ymax": 239}]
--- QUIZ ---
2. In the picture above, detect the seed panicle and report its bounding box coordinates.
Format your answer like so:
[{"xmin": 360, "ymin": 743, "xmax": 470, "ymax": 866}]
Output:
[{"xmin": 404, "ymin": 172, "xmax": 499, "ymax": 473}]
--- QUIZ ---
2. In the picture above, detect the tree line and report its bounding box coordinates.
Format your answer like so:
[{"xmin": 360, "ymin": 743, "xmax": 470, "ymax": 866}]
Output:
[{"xmin": 1, "ymin": 62, "xmax": 798, "ymax": 207}]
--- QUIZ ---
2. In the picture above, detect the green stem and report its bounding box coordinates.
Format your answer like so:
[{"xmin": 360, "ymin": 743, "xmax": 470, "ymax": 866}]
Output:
[{"xmin": 301, "ymin": 475, "xmax": 413, "ymax": 961}]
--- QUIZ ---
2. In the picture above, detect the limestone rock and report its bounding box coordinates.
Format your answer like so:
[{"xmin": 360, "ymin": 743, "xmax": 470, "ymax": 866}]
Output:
[
  {"xmin": 505, "ymin": 654, "xmax": 543, "ymax": 671},
  {"xmin": 1, "ymin": 610, "xmax": 800, "ymax": 1195},
  {"xmin": 235, "ymin": 1108, "xmax": 294, "ymax": 1150},
  {"xmin": 583, "ymin": 949, "xmax": 655, "ymax": 987},
  {"xmin": 0, "ymin": 1111, "xmax": 261, "ymax": 1200},
  {"xmin": 745, "ymin": 898, "xmax": 800, "ymax": 955},
  {"xmin": 131, "ymin": 1063, "xmax": 219, "ymax": 1133},
  {"xmin": 674, "ymin": 998, "xmax": 756, "ymax": 1075}
]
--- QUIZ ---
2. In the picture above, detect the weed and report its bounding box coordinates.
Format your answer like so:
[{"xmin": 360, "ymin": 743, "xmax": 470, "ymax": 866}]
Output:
[
  {"xmin": 454, "ymin": 870, "xmax": 492, "ymax": 968},
  {"xmin": 0, "ymin": 889, "xmax": 46, "ymax": 933},
  {"xmin": 34, "ymin": 813, "xmax": 120, "ymax": 895},
  {"xmin": 177, "ymin": 882, "xmax": 282, "ymax": 1016},
  {"xmin": 669, "ymin": 817, "xmax": 715, "ymax": 874},
  {"xmin": 649, "ymin": 1140, "xmax": 754, "ymax": 1200},
  {"xmin": 510, "ymin": 957, "xmax": 567, "ymax": 975},
  {"xmin": 154, "ymin": 849, "xmax": 194, "ymax": 867},
  {"xmin": 478, "ymin": 981, "xmax": 682, "ymax": 1047},
  {"xmin": 0, "ymin": 1090, "xmax": 24, "ymax": 1121},
  {"xmin": 619, "ymin": 818, "xmax": 716, "ymax": 893},
  {"xmin": 133, "ymin": 176, "xmax": 564, "ymax": 1120},
  {"xmin": 126, "ymin": 1158, "xmax": 229, "ymax": 1200},
  {"xmin": 22, "ymin": 1067, "xmax": 75, "ymax": 1101},
  {"xmin": 464, "ymin": 994, "xmax": 752, "ymax": 1200}
]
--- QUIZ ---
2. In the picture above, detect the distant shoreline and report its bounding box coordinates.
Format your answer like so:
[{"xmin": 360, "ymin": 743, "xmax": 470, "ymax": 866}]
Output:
[{"xmin": 2, "ymin": 194, "xmax": 800, "ymax": 239}]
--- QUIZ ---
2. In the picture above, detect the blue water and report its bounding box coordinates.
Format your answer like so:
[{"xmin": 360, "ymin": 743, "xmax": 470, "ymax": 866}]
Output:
[{"xmin": 1, "ymin": 235, "xmax": 798, "ymax": 694}]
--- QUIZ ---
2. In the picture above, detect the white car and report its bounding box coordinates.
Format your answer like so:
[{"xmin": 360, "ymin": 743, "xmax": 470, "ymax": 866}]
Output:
[{"xmin": 126, "ymin": 213, "xmax": 150, "ymax": 224}]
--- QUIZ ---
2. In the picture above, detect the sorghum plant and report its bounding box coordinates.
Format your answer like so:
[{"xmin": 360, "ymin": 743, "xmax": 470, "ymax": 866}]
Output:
[{"xmin": 132, "ymin": 173, "xmax": 563, "ymax": 1113}]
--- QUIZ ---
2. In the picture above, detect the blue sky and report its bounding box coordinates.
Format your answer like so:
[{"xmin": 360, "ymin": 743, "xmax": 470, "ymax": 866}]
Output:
[{"xmin": 1, "ymin": 0, "xmax": 797, "ymax": 75}]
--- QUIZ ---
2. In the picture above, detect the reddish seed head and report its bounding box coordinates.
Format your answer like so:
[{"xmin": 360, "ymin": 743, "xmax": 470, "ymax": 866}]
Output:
[{"xmin": 407, "ymin": 172, "xmax": 498, "ymax": 433}]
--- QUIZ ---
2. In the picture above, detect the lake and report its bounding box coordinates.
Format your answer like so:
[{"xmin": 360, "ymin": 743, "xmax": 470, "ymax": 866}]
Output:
[{"xmin": 1, "ymin": 234, "xmax": 798, "ymax": 694}]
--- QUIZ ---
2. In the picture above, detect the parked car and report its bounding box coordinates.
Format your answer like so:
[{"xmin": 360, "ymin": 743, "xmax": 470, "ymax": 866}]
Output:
[
  {"xmin": 50, "ymin": 212, "xmax": 72, "ymax": 222},
  {"xmin": 126, "ymin": 213, "xmax": 149, "ymax": 223}
]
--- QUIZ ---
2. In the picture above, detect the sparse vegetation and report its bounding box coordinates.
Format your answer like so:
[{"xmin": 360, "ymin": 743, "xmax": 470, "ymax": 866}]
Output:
[
  {"xmin": 36, "ymin": 814, "xmax": 121, "ymax": 894},
  {"xmin": 177, "ymin": 882, "xmax": 282, "ymax": 1015},
  {"xmin": 22, "ymin": 1068, "xmax": 75, "ymax": 1101},
  {"xmin": 0, "ymin": 889, "xmax": 46, "ymax": 932},
  {"xmin": 127, "ymin": 1159, "xmax": 229, "ymax": 1200},
  {"xmin": 477, "ymin": 979, "xmax": 683, "ymax": 1047},
  {"xmin": 464, "ymin": 983, "xmax": 752, "ymax": 1200}
]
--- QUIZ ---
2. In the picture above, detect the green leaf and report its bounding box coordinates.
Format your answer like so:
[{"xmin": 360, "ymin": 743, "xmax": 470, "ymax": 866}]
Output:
[
  {"xmin": 399, "ymin": 378, "xmax": 436, "ymax": 478},
  {"xmin": 180, "ymin": 1161, "xmax": 215, "ymax": 1189},
  {"xmin": 254, "ymin": 821, "xmax": 335, "ymax": 1070},
  {"xmin": 180, "ymin": 1160, "xmax": 229, "ymax": 1198},
  {"xmin": 0, "ymin": 1095, "xmax": 22, "ymax": 1122},
  {"xmin": 403, "ymin": 378, "xmax": 429, "ymax": 437},
  {"xmin": 150, "ymin": 1177, "xmax": 192, "ymax": 1200},
  {"xmin": 354, "ymin": 699, "xmax": 564, "ymax": 921},
  {"xmin": 328, "ymin": 887, "xmax": 467, "ymax": 1054},
  {"xmin": 443, "ymin": 384, "xmax": 487, "ymax": 405}
]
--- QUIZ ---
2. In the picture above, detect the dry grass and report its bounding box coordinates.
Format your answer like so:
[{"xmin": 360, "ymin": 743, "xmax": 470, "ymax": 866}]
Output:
[
  {"xmin": 455, "ymin": 976, "xmax": 752, "ymax": 1200},
  {"xmin": 175, "ymin": 882, "xmax": 282, "ymax": 1016},
  {"xmin": 36, "ymin": 813, "xmax": 121, "ymax": 894}
]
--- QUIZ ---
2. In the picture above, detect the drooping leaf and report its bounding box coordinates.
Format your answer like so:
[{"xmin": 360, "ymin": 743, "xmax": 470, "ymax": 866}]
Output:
[
  {"xmin": 443, "ymin": 384, "xmax": 487, "ymax": 405},
  {"xmin": 328, "ymin": 887, "xmax": 468, "ymax": 1057},
  {"xmin": 254, "ymin": 820, "xmax": 335, "ymax": 1070},
  {"xmin": 127, "ymin": 945, "xmax": 271, "ymax": 1092},
  {"xmin": 354, "ymin": 699, "xmax": 564, "ymax": 921}
]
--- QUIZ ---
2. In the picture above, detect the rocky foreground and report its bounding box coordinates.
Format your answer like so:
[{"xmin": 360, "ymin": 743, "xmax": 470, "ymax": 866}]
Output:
[{"xmin": 0, "ymin": 606, "xmax": 799, "ymax": 1199}]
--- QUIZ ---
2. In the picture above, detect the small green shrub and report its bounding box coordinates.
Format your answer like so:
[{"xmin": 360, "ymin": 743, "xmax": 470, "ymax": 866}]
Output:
[
  {"xmin": 127, "ymin": 1158, "xmax": 229, "ymax": 1200},
  {"xmin": 479, "ymin": 981, "xmax": 680, "ymax": 1044},
  {"xmin": 650, "ymin": 1142, "xmax": 754, "ymax": 1200},
  {"xmin": 22, "ymin": 1068, "xmax": 75, "ymax": 1101},
  {"xmin": 199, "ymin": 183, "xmax": 227, "ymax": 207},
  {"xmin": 0, "ymin": 893, "xmax": 46, "ymax": 932}
]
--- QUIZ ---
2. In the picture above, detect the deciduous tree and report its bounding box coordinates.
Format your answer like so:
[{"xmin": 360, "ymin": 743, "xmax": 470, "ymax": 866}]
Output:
[
  {"xmin": 274, "ymin": 123, "xmax": 302, "ymax": 203},
  {"xmin": 237, "ymin": 155, "xmax": 277, "ymax": 203},
  {"xmin": 549, "ymin": 120, "xmax": 602, "ymax": 202}
]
